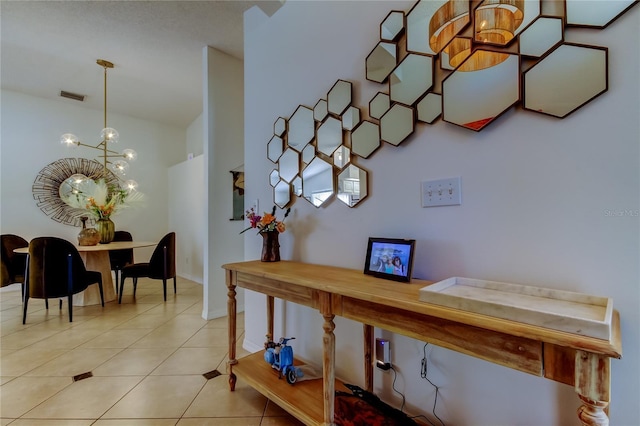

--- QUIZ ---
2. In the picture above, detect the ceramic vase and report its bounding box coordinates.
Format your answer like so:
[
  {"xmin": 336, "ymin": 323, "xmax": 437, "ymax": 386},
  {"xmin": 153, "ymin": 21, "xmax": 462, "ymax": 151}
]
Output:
[{"xmin": 261, "ymin": 231, "xmax": 280, "ymax": 262}]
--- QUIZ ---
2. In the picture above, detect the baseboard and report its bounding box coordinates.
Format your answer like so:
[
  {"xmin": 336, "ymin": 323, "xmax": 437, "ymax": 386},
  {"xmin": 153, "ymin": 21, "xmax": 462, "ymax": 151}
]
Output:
[
  {"xmin": 204, "ymin": 303, "xmax": 244, "ymax": 320},
  {"xmin": 177, "ymin": 273, "xmax": 203, "ymax": 284}
]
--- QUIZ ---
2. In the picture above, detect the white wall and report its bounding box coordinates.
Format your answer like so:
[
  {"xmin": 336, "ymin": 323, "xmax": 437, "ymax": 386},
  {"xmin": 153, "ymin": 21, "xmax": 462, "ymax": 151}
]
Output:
[
  {"xmin": 0, "ymin": 90, "xmax": 185, "ymax": 263},
  {"xmin": 244, "ymin": 2, "xmax": 639, "ymax": 425},
  {"xmin": 202, "ymin": 47, "xmax": 245, "ymax": 319},
  {"xmin": 186, "ymin": 114, "xmax": 204, "ymax": 158},
  {"xmin": 168, "ymin": 154, "xmax": 204, "ymax": 283}
]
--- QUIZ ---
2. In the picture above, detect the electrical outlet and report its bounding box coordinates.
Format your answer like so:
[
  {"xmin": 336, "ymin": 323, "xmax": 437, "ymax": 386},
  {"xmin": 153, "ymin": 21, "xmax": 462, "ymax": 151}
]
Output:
[
  {"xmin": 375, "ymin": 338, "xmax": 391, "ymax": 370},
  {"xmin": 421, "ymin": 177, "xmax": 462, "ymax": 207}
]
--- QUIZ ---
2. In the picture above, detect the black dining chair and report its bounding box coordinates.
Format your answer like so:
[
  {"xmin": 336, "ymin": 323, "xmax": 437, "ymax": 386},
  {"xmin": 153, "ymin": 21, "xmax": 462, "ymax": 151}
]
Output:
[
  {"xmin": 1, "ymin": 234, "xmax": 28, "ymax": 288},
  {"xmin": 109, "ymin": 231, "xmax": 134, "ymax": 296},
  {"xmin": 23, "ymin": 237, "xmax": 103, "ymax": 324},
  {"xmin": 119, "ymin": 232, "xmax": 176, "ymax": 303}
]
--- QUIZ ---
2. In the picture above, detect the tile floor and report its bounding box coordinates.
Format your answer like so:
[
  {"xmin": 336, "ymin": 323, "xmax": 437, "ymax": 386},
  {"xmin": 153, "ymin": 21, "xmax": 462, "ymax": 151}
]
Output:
[{"xmin": 0, "ymin": 277, "xmax": 304, "ymax": 425}]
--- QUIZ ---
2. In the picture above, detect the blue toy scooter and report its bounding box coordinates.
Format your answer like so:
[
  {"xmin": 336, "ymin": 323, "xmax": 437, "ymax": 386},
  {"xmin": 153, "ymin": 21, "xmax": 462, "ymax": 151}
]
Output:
[{"xmin": 264, "ymin": 336, "xmax": 304, "ymax": 384}]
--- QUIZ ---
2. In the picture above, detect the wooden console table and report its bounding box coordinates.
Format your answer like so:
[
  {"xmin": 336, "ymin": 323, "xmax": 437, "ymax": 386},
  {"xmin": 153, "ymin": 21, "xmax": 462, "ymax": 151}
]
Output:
[{"xmin": 223, "ymin": 260, "xmax": 622, "ymax": 426}]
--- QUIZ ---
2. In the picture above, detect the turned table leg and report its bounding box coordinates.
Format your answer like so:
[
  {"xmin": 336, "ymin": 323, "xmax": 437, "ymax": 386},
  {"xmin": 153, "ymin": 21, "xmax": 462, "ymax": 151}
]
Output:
[
  {"xmin": 578, "ymin": 396, "xmax": 609, "ymax": 426},
  {"xmin": 575, "ymin": 351, "xmax": 610, "ymax": 426},
  {"xmin": 320, "ymin": 292, "xmax": 336, "ymax": 426},
  {"xmin": 226, "ymin": 270, "xmax": 237, "ymax": 391}
]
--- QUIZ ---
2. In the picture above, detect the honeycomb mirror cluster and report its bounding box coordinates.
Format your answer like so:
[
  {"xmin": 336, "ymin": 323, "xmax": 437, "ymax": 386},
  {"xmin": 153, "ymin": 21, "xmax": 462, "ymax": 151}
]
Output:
[{"xmin": 266, "ymin": 0, "xmax": 637, "ymax": 208}]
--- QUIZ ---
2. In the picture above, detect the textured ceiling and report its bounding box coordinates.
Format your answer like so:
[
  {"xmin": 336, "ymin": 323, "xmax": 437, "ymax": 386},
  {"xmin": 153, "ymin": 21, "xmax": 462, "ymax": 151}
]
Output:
[{"xmin": 0, "ymin": 1, "xmax": 282, "ymax": 128}]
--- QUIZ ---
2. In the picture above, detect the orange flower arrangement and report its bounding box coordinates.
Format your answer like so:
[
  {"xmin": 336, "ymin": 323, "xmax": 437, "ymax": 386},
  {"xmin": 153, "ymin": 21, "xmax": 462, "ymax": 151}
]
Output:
[{"xmin": 240, "ymin": 206, "xmax": 291, "ymax": 234}]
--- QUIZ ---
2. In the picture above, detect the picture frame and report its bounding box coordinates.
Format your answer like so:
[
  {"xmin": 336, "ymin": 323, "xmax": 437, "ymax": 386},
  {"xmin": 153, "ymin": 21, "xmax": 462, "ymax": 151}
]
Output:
[{"xmin": 363, "ymin": 237, "xmax": 415, "ymax": 282}]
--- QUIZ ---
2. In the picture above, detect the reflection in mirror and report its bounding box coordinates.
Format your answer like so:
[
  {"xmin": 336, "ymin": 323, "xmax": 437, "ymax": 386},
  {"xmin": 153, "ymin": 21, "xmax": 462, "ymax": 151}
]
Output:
[
  {"xmin": 390, "ymin": 53, "xmax": 433, "ymax": 105},
  {"xmin": 474, "ymin": 0, "xmax": 540, "ymax": 46},
  {"xmin": 314, "ymin": 99, "xmax": 328, "ymax": 122},
  {"xmin": 443, "ymin": 51, "xmax": 519, "ymax": 131},
  {"xmin": 269, "ymin": 170, "xmax": 280, "ymax": 187},
  {"xmin": 370, "ymin": 92, "xmax": 391, "ymax": 119},
  {"xmin": 274, "ymin": 180, "xmax": 291, "ymax": 209},
  {"xmin": 302, "ymin": 157, "xmax": 334, "ymax": 208},
  {"xmin": 417, "ymin": 93, "xmax": 442, "ymax": 123},
  {"xmin": 302, "ymin": 144, "xmax": 315, "ymax": 164},
  {"xmin": 381, "ymin": 10, "xmax": 404, "ymax": 41},
  {"xmin": 441, "ymin": 37, "xmax": 471, "ymax": 70},
  {"xmin": 278, "ymin": 148, "xmax": 300, "ymax": 183},
  {"xmin": 337, "ymin": 164, "xmax": 368, "ymax": 207},
  {"xmin": 407, "ymin": 0, "xmax": 470, "ymax": 55},
  {"xmin": 59, "ymin": 174, "xmax": 87, "ymax": 200},
  {"xmin": 288, "ymin": 106, "xmax": 315, "ymax": 152},
  {"xmin": 267, "ymin": 135, "xmax": 283, "ymax": 163},
  {"xmin": 333, "ymin": 146, "xmax": 351, "ymax": 169},
  {"xmin": 274, "ymin": 117, "xmax": 287, "ymax": 137},
  {"xmin": 351, "ymin": 121, "xmax": 381, "ymax": 158},
  {"xmin": 292, "ymin": 176, "xmax": 303, "ymax": 197},
  {"xmin": 366, "ymin": 42, "xmax": 398, "ymax": 83},
  {"xmin": 519, "ymin": 17, "xmax": 563, "ymax": 57},
  {"xmin": 342, "ymin": 106, "xmax": 360, "ymax": 131},
  {"xmin": 566, "ymin": 0, "xmax": 636, "ymax": 28},
  {"xmin": 317, "ymin": 117, "xmax": 343, "ymax": 156},
  {"xmin": 327, "ymin": 80, "xmax": 352, "ymax": 115},
  {"xmin": 523, "ymin": 44, "xmax": 607, "ymax": 118},
  {"xmin": 380, "ymin": 104, "xmax": 415, "ymax": 146}
]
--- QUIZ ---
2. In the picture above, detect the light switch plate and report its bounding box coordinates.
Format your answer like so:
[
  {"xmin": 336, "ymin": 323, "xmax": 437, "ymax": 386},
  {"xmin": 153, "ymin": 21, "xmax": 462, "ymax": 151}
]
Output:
[{"xmin": 421, "ymin": 177, "xmax": 462, "ymax": 207}]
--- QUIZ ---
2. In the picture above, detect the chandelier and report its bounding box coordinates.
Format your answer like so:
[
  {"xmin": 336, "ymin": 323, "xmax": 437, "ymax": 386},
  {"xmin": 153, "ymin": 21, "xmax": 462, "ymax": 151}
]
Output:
[{"xmin": 60, "ymin": 59, "xmax": 138, "ymax": 190}]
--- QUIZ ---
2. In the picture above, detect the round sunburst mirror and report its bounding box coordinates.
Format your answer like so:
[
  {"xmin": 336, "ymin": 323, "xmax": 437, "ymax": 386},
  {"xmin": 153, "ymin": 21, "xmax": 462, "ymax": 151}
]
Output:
[{"xmin": 32, "ymin": 157, "xmax": 120, "ymax": 227}]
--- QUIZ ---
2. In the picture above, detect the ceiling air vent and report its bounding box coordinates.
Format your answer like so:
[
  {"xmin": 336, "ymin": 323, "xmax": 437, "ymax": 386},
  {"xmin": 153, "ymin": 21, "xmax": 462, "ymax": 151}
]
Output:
[{"xmin": 60, "ymin": 90, "xmax": 85, "ymax": 102}]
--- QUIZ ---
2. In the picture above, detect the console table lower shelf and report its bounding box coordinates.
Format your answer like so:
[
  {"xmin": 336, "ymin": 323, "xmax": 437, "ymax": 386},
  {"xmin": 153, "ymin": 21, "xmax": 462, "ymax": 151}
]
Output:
[
  {"xmin": 233, "ymin": 352, "xmax": 347, "ymax": 425},
  {"xmin": 233, "ymin": 352, "xmax": 425, "ymax": 426}
]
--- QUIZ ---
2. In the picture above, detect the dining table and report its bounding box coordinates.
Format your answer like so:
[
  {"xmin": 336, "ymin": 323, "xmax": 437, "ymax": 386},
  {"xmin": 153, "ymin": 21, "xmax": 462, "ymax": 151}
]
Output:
[{"xmin": 15, "ymin": 240, "xmax": 156, "ymax": 306}]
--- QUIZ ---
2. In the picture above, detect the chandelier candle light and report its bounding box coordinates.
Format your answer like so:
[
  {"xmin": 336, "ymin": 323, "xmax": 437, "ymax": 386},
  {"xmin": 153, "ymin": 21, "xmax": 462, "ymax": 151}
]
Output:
[{"xmin": 60, "ymin": 59, "xmax": 138, "ymax": 183}]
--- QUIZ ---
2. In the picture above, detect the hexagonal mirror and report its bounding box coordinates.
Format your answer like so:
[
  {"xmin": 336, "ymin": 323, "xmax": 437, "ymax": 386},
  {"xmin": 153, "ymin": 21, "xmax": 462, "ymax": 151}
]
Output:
[
  {"xmin": 327, "ymin": 80, "xmax": 352, "ymax": 116},
  {"xmin": 566, "ymin": 0, "xmax": 637, "ymax": 28},
  {"xmin": 519, "ymin": 17, "xmax": 563, "ymax": 58},
  {"xmin": 278, "ymin": 148, "xmax": 299, "ymax": 183},
  {"xmin": 274, "ymin": 180, "xmax": 291, "ymax": 209},
  {"xmin": 389, "ymin": 53, "xmax": 433, "ymax": 106},
  {"xmin": 333, "ymin": 145, "xmax": 351, "ymax": 169},
  {"xmin": 302, "ymin": 144, "xmax": 315, "ymax": 164},
  {"xmin": 314, "ymin": 99, "xmax": 328, "ymax": 122},
  {"xmin": 302, "ymin": 157, "xmax": 334, "ymax": 208},
  {"xmin": 351, "ymin": 121, "xmax": 381, "ymax": 159},
  {"xmin": 381, "ymin": 10, "xmax": 404, "ymax": 41},
  {"xmin": 269, "ymin": 170, "xmax": 279, "ymax": 187},
  {"xmin": 366, "ymin": 42, "xmax": 398, "ymax": 84},
  {"xmin": 442, "ymin": 50, "xmax": 519, "ymax": 131},
  {"xmin": 417, "ymin": 93, "xmax": 442, "ymax": 124},
  {"xmin": 337, "ymin": 164, "xmax": 368, "ymax": 208},
  {"xmin": 370, "ymin": 92, "xmax": 391, "ymax": 120},
  {"xmin": 267, "ymin": 135, "xmax": 283, "ymax": 163},
  {"xmin": 274, "ymin": 117, "xmax": 287, "ymax": 137},
  {"xmin": 474, "ymin": 0, "xmax": 540, "ymax": 46},
  {"xmin": 317, "ymin": 116, "xmax": 343, "ymax": 156},
  {"xmin": 288, "ymin": 105, "xmax": 315, "ymax": 152},
  {"xmin": 292, "ymin": 176, "xmax": 303, "ymax": 197},
  {"xmin": 523, "ymin": 44, "xmax": 607, "ymax": 118},
  {"xmin": 380, "ymin": 104, "xmax": 415, "ymax": 146},
  {"xmin": 342, "ymin": 106, "xmax": 360, "ymax": 131}
]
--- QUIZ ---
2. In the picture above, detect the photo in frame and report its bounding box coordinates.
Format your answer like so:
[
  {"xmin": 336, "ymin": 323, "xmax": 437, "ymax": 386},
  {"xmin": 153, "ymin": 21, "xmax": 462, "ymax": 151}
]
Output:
[{"xmin": 364, "ymin": 237, "xmax": 415, "ymax": 282}]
